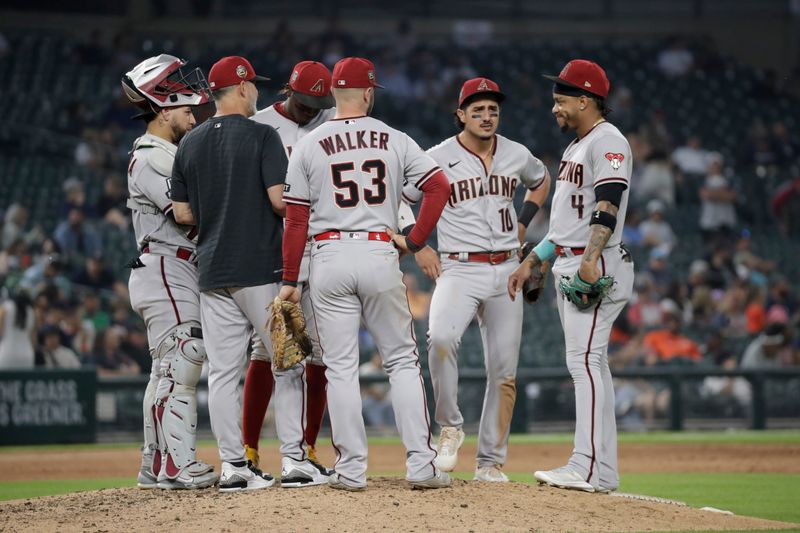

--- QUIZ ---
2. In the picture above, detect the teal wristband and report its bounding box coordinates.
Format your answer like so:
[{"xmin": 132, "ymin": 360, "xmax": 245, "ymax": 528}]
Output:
[{"xmin": 532, "ymin": 239, "xmax": 555, "ymax": 262}]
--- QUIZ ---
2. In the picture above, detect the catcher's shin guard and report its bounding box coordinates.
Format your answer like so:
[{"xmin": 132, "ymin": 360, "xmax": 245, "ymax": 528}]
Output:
[
  {"xmin": 141, "ymin": 358, "xmax": 161, "ymax": 474},
  {"xmin": 155, "ymin": 323, "xmax": 213, "ymax": 481}
]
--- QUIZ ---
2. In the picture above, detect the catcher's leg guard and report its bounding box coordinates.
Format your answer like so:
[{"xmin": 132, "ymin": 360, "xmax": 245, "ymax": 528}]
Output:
[
  {"xmin": 138, "ymin": 357, "xmax": 161, "ymax": 488},
  {"xmin": 154, "ymin": 323, "xmax": 217, "ymax": 489}
]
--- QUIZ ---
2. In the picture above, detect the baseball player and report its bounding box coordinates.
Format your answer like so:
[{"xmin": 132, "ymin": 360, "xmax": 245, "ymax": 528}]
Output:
[
  {"xmin": 278, "ymin": 57, "xmax": 452, "ymax": 491},
  {"xmin": 122, "ymin": 54, "xmax": 218, "ymax": 490},
  {"xmin": 404, "ymin": 78, "xmax": 551, "ymax": 482},
  {"xmin": 245, "ymin": 61, "xmax": 418, "ymax": 472},
  {"xmin": 170, "ymin": 55, "xmax": 322, "ymax": 492},
  {"xmin": 508, "ymin": 60, "xmax": 635, "ymax": 493}
]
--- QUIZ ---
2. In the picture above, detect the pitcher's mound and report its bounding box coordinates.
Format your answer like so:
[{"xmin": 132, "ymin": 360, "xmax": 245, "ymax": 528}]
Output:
[{"xmin": 2, "ymin": 477, "xmax": 795, "ymax": 532}]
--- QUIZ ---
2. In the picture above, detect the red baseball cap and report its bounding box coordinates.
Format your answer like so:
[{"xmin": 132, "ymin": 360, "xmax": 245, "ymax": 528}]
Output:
[
  {"xmin": 457, "ymin": 77, "xmax": 506, "ymax": 108},
  {"xmin": 332, "ymin": 57, "xmax": 384, "ymax": 89},
  {"xmin": 289, "ymin": 61, "xmax": 334, "ymax": 109},
  {"xmin": 208, "ymin": 56, "xmax": 270, "ymax": 90},
  {"xmin": 544, "ymin": 59, "xmax": 610, "ymax": 98}
]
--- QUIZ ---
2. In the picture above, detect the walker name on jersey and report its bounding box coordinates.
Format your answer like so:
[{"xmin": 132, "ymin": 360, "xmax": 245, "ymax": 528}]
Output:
[
  {"xmin": 558, "ymin": 160, "xmax": 584, "ymax": 188},
  {"xmin": 318, "ymin": 130, "xmax": 390, "ymax": 155},
  {"xmin": 448, "ymin": 175, "xmax": 518, "ymax": 207}
]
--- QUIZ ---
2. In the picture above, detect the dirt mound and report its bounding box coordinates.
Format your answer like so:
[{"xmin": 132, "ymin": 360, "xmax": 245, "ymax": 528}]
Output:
[{"xmin": 2, "ymin": 478, "xmax": 795, "ymax": 532}]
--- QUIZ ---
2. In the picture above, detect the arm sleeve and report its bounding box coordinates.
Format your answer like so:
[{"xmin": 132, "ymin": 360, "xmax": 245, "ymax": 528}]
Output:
[
  {"xmin": 283, "ymin": 144, "xmax": 311, "ymax": 207},
  {"xmin": 261, "ymin": 126, "xmax": 289, "ymax": 189},
  {"xmin": 590, "ymin": 134, "xmax": 632, "ymax": 189},
  {"xmin": 521, "ymin": 150, "xmax": 547, "ymax": 190},
  {"xmin": 282, "ymin": 203, "xmax": 310, "ymax": 284},
  {"xmin": 406, "ymin": 170, "xmax": 449, "ymax": 249},
  {"xmin": 169, "ymin": 147, "xmax": 189, "ymax": 203}
]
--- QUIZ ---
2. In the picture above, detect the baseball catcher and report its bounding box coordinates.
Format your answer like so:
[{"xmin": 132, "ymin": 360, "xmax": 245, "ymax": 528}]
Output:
[{"xmin": 270, "ymin": 297, "xmax": 312, "ymax": 370}]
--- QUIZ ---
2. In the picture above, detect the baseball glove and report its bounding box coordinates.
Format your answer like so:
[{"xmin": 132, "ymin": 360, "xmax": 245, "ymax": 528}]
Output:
[
  {"xmin": 523, "ymin": 262, "xmax": 550, "ymax": 304},
  {"xmin": 269, "ymin": 297, "xmax": 312, "ymax": 370},
  {"xmin": 558, "ymin": 273, "xmax": 615, "ymax": 311}
]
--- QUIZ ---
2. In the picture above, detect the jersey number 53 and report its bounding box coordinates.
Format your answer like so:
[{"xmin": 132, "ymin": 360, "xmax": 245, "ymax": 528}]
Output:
[{"xmin": 331, "ymin": 160, "xmax": 387, "ymax": 208}]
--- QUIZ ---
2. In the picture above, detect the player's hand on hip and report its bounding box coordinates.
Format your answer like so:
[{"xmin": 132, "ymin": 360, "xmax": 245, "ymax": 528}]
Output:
[
  {"xmin": 386, "ymin": 227, "xmax": 410, "ymax": 256},
  {"xmin": 414, "ymin": 245, "xmax": 441, "ymax": 280},
  {"xmin": 507, "ymin": 260, "xmax": 534, "ymax": 301},
  {"xmin": 278, "ymin": 284, "xmax": 300, "ymax": 304}
]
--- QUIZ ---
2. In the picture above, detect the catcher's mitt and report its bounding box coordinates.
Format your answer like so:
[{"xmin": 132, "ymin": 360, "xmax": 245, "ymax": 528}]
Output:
[
  {"xmin": 558, "ymin": 273, "xmax": 615, "ymax": 311},
  {"xmin": 269, "ymin": 297, "xmax": 312, "ymax": 370}
]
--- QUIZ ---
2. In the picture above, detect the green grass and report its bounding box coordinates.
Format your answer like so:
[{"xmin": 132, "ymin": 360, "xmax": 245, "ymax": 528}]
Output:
[
  {"xmin": 1, "ymin": 430, "xmax": 797, "ymax": 454},
  {"xmin": 0, "ymin": 478, "xmax": 134, "ymax": 501},
  {"xmin": 620, "ymin": 473, "xmax": 800, "ymax": 524}
]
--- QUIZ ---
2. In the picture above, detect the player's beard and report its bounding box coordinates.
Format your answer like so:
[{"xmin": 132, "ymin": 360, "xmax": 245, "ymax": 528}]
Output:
[{"xmin": 171, "ymin": 120, "xmax": 190, "ymax": 144}]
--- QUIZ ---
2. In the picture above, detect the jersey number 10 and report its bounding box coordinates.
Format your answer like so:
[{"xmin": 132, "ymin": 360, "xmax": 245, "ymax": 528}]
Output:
[{"xmin": 331, "ymin": 160, "xmax": 387, "ymax": 208}]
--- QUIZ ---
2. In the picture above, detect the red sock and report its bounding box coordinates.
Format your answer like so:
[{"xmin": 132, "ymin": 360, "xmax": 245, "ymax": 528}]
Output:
[
  {"xmin": 242, "ymin": 360, "xmax": 274, "ymax": 449},
  {"xmin": 304, "ymin": 364, "xmax": 328, "ymax": 447}
]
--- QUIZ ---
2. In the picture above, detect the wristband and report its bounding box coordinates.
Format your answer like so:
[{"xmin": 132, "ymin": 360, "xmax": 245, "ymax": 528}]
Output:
[
  {"xmin": 532, "ymin": 239, "xmax": 555, "ymax": 262},
  {"xmin": 590, "ymin": 210, "xmax": 617, "ymax": 231},
  {"xmin": 517, "ymin": 201, "xmax": 540, "ymax": 227}
]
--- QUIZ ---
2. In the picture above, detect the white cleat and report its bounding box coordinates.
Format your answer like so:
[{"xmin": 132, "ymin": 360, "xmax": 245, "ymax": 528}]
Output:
[
  {"xmin": 327, "ymin": 472, "xmax": 366, "ymax": 492},
  {"xmin": 534, "ymin": 466, "xmax": 595, "ymax": 493},
  {"xmin": 434, "ymin": 426, "xmax": 465, "ymax": 472},
  {"xmin": 410, "ymin": 470, "xmax": 452, "ymax": 490},
  {"xmin": 218, "ymin": 461, "xmax": 276, "ymax": 492},
  {"xmin": 280, "ymin": 456, "xmax": 331, "ymax": 488},
  {"xmin": 474, "ymin": 465, "xmax": 509, "ymax": 482},
  {"xmin": 136, "ymin": 466, "xmax": 158, "ymax": 489},
  {"xmin": 157, "ymin": 460, "xmax": 218, "ymax": 490}
]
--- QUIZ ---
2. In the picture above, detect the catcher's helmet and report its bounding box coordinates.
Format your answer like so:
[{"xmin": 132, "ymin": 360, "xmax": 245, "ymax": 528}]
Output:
[{"xmin": 122, "ymin": 54, "xmax": 210, "ymax": 118}]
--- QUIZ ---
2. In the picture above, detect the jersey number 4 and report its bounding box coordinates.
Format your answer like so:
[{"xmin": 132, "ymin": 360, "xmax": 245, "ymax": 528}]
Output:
[
  {"xmin": 571, "ymin": 194, "xmax": 585, "ymax": 219},
  {"xmin": 331, "ymin": 160, "xmax": 387, "ymax": 208}
]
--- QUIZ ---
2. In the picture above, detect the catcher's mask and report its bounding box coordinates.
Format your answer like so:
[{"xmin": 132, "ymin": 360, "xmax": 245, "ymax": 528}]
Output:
[{"xmin": 122, "ymin": 54, "xmax": 211, "ymax": 119}]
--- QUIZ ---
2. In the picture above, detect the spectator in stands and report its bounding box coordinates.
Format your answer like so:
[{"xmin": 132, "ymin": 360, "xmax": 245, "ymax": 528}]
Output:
[
  {"xmin": 639, "ymin": 110, "xmax": 672, "ymax": 158},
  {"xmin": 704, "ymin": 244, "xmax": 736, "ymax": 291},
  {"xmin": 643, "ymin": 301, "xmax": 701, "ymax": 363},
  {"xmin": 687, "ymin": 259, "xmax": 714, "ymax": 325},
  {"xmin": 634, "ymin": 150, "xmax": 675, "ymax": 207},
  {"xmin": 2, "ymin": 204, "xmax": 28, "ymax": 249},
  {"xmin": 627, "ymin": 273, "xmax": 663, "ymax": 329},
  {"xmin": 771, "ymin": 122, "xmax": 798, "ymax": 167},
  {"xmin": 715, "ymin": 281, "xmax": 751, "ymax": 338},
  {"xmin": 0, "ymin": 238, "xmax": 29, "ymax": 289},
  {"xmin": 672, "ymin": 135, "xmax": 711, "ymax": 177},
  {"xmin": 699, "ymin": 350, "xmax": 751, "ymax": 417},
  {"xmin": 60, "ymin": 301, "xmax": 95, "ymax": 359},
  {"xmin": 37, "ymin": 324, "xmax": 81, "ymax": 368},
  {"xmin": 699, "ymin": 154, "xmax": 737, "ymax": 241},
  {"xmin": 657, "ymin": 37, "xmax": 694, "ymax": 78},
  {"xmin": 740, "ymin": 323, "xmax": 791, "ymax": 368},
  {"xmin": 622, "ymin": 207, "xmax": 643, "ymax": 248},
  {"xmin": 639, "ymin": 199, "xmax": 675, "ymax": 254},
  {"xmin": 20, "ymin": 253, "xmax": 71, "ymax": 300},
  {"xmin": 608, "ymin": 85, "xmax": 634, "ymax": 133},
  {"xmin": 645, "ymin": 247, "xmax": 673, "ymax": 295},
  {"xmin": 765, "ymin": 277, "xmax": 797, "ymax": 321},
  {"xmin": 359, "ymin": 351, "xmax": 395, "ymax": 432},
  {"xmin": 54, "ymin": 207, "xmax": 103, "ymax": 267},
  {"xmin": 0, "ymin": 291, "xmax": 36, "ymax": 369},
  {"xmin": 59, "ymin": 178, "xmax": 94, "ymax": 219},
  {"xmin": 72, "ymin": 256, "xmax": 115, "ymax": 292},
  {"xmin": 771, "ymin": 176, "xmax": 800, "ymax": 236},
  {"xmin": 88, "ymin": 326, "xmax": 140, "ymax": 375},
  {"xmin": 81, "ymin": 292, "xmax": 110, "ymax": 333}
]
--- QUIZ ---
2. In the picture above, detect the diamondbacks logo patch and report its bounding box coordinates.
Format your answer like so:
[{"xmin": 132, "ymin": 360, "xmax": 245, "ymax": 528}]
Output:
[
  {"xmin": 236, "ymin": 65, "xmax": 248, "ymax": 79},
  {"xmin": 477, "ymin": 79, "xmax": 490, "ymax": 91},
  {"xmin": 309, "ymin": 79, "xmax": 324, "ymax": 94},
  {"xmin": 605, "ymin": 152, "xmax": 625, "ymax": 170}
]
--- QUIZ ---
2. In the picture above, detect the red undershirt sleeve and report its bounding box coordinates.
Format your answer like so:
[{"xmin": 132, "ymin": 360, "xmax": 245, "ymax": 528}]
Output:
[
  {"xmin": 282, "ymin": 203, "xmax": 310, "ymax": 284},
  {"xmin": 406, "ymin": 169, "xmax": 449, "ymax": 250}
]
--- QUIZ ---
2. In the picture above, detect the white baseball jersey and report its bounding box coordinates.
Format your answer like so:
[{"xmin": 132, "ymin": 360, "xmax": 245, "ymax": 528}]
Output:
[
  {"xmin": 406, "ymin": 134, "xmax": 546, "ymax": 252},
  {"xmin": 127, "ymin": 133, "xmax": 197, "ymax": 251},
  {"xmin": 251, "ymin": 103, "xmax": 336, "ymax": 158},
  {"xmin": 284, "ymin": 116, "xmax": 439, "ymax": 235},
  {"xmin": 546, "ymin": 122, "xmax": 632, "ymax": 248}
]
